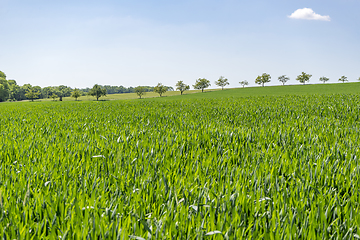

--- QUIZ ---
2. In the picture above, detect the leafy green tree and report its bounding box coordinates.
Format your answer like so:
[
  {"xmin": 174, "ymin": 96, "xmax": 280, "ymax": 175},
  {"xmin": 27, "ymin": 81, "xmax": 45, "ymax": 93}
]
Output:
[
  {"xmin": 0, "ymin": 78, "xmax": 9, "ymax": 102},
  {"xmin": 239, "ymin": 80, "xmax": 248, "ymax": 88},
  {"xmin": 255, "ymin": 73, "xmax": 271, "ymax": 87},
  {"xmin": 5, "ymin": 80, "xmax": 22, "ymax": 101},
  {"xmin": 9, "ymin": 84, "xmax": 21, "ymax": 101},
  {"xmin": 55, "ymin": 85, "xmax": 72, "ymax": 101},
  {"xmin": 215, "ymin": 76, "xmax": 229, "ymax": 90},
  {"xmin": 33, "ymin": 86, "xmax": 43, "ymax": 99},
  {"xmin": 51, "ymin": 93, "xmax": 58, "ymax": 101},
  {"xmin": 42, "ymin": 86, "xmax": 56, "ymax": 99},
  {"xmin": 296, "ymin": 72, "xmax": 312, "ymax": 85},
  {"xmin": 338, "ymin": 76, "xmax": 348, "ymax": 83},
  {"xmin": 319, "ymin": 76, "xmax": 329, "ymax": 84},
  {"xmin": 71, "ymin": 88, "xmax": 82, "ymax": 101},
  {"xmin": 278, "ymin": 75, "xmax": 289, "ymax": 85},
  {"xmin": 88, "ymin": 84, "xmax": 107, "ymax": 101},
  {"xmin": 17, "ymin": 84, "xmax": 31, "ymax": 101},
  {"xmin": 193, "ymin": 78, "xmax": 211, "ymax": 92},
  {"xmin": 0, "ymin": 71, "xmax": 6, "ymax": 79},
  {"xmin": 175, "ymin": 81, "xmax": 190, "ymax": 95},
  {"xmin": 135, "ymin": 86, "xmax": 146, "ymax": 99},
  {"xmin": 154, "ymin": 83, "xmax": 167, "ymax": 97},
  {"xmin": 25, "ymin": 88, "xmax": 40, "ymax": 101},
  {"xmin": 0, "ymin": 84, "xmax": 9, "ymax": 102}
]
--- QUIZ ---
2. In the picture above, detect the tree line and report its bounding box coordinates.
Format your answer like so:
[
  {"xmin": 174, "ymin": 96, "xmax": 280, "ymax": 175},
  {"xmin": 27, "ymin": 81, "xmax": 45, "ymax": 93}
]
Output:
[
  {"xmin": 241, "ymin": 72, "xmax": 360, "ymax": 87},
  {"xmin": 1, "ymin": 70, "xmax": 360, "ymax": 102},
  {"xmin": 134, "ymin": 73, "xmax": 360, "ymax": 98},
  {"xmin": 0, "ymin": 71, "xmax": 173, "ymax": 102}
]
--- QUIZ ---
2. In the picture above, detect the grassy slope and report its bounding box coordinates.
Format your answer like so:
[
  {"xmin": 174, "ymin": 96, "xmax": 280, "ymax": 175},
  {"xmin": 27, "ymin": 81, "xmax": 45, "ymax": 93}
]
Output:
[
  {"xmin": 155, "ymin": 82, "xmax": 360, "ymax": 101},
  {"xmin": 95, "ymin": 82, "xmax": 360, "ymax": 102},
  {"xmin": 48, "ymin": 89, "xmax": 216, "ymax": 101},
  {"xmin": 5, "ymin": 82, "xmax": 360, "ymax": 104}
]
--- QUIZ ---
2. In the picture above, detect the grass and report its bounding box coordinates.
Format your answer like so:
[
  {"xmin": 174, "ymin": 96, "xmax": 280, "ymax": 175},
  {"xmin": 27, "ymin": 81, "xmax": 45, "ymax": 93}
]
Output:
[
  {"xmin": 41, "ymin": 89, "xmax": 216, "ymax": 102},
  {"xmin": 32, "ymin": 82, "xmax": 360, "ymax": 102},
  {"xmin": 1, "ymin": 83, "xmax": 360, "ymax": 238},
  {"xmin": 161, "ymin": 82, "xmax": 360, "ymax": 100}
]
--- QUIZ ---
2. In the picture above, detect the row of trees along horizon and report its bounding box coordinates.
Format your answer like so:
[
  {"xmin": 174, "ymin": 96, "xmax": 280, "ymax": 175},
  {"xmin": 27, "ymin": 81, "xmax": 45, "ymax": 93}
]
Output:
[
  {"xmin": 0, "ymin": 70, "xmax": 174, "ymax": 102},
  {"xmin": 1, "ymin": 70, "xmax": 360, "ymax": 102}
]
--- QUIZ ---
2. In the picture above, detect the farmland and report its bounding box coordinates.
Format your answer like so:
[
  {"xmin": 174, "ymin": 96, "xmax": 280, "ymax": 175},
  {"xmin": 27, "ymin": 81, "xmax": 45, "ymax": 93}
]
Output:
[
  {"xmin": 1, "ymin": 92, "xmax": 360, "ymax": 238},
  {"xmin": 39, "ymin": 82, "xmax": 360, "ymax": 101}
]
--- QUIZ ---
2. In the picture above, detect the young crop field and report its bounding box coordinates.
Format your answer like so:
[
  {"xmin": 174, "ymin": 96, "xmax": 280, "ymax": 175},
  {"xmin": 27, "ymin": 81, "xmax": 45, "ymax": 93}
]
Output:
[{"xmin": 1, "ymin": 93, "xmax": 360, "ymax": 239}]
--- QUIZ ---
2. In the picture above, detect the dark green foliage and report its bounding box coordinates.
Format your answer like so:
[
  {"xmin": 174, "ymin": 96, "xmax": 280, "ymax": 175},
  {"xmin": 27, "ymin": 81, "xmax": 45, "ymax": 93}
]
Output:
[
  {"xmin": 135, "ymin": 86, "xmax": 146, "ymax": 99},
  {"xmin": 255, "ymin": 73, "xmax": 271, "ymax": 87},
  {"xmin": 0, "ymin": 78, "xmax": 9, "ymax": 102},
  {"xmin": 88, "ymin": 84, "xmax": 107, "ymax": 100},
  {"xmin": 193, "ymin": 78, "xmax": 211, "ymax": 92},
  {"xmin": 25, "ymin": 88, "xmax": 40, "ymax": 101},
  {"xmin": 296, "ymin": 72, "xmax": 312, "ymax": 85},
  {"xmin": 0, "ymin": 71, "xmax": 6, "ymax": 79},
  {"xmin": 153, "ymin": 83, "xmax": 167, "ymax": 97}
]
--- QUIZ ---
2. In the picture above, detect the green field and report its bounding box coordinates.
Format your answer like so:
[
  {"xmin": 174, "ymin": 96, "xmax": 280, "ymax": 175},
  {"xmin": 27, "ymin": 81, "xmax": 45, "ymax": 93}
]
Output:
[
  {"xmin": 33, "ymin": 82, "xmax": 360, "ymax": 102},
  {"xmin": 1, "ymin": 84, "xmax": 360, "ymax": 238}
]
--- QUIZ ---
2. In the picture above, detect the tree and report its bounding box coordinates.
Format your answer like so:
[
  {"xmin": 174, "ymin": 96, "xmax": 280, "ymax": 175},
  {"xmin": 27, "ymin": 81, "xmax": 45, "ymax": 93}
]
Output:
[
  {"xmin": 215, "ymin": 76, "xmax": 229, "ymax": 90},
  {"xmin": 358, "ymin": 77, "xmax": 360, "ymax": 81},
  {"xmin": 135, "ymin": 86, "xmax": 146, "ymax": 99},
  {"xmin": 319, "ymin": 76, "xmax": 329, "ymax": 84},
  {"xmin": 51, "ymin": 93, "xmax": 58, "ymax": 101},
  {"xmin": 239, "ymin": 80, "xmax": 248, "ymax": 88},
  {"xmin": 0, "ymin": 71, "xmax": 6, "ymax": 79},
  {"xmin": 0, "ymin": 84, "xmax": 9, "ymax": 102},
  {"xmin": 278, "ymin": 75, "xmax": 289, "ymax": 85},
  {"xmin": 9, "ymin": 84, "xmax": 21, "ymax": 101},
  {"xmin": 33, "ymin": 86, "xmax": 43, "ymax": 99},
  {"xmin": 42, "ymin": 86, "xmax": 56, "ymax": 99},
  {"xmin": 25, "ymin": 88, "xmax": 40, "ymax": 101},
  {"xmin": 71, "ymin": 88, "xmax": 82, "ymax": 101},
  {"xmin": 88, "ymin": 84, "xmax": 107, "ymax": 100},
  {"xmin": 0, "ymin": 78, "xmax": 9, "ymax": 102},
  {"xmin": 296, "ymin": 72, "xmax": 312, "ymax": 85},
  {"xmin": 175, "ymin": 81, "xmax": 190, "ymax": 95},
  {"xmin": 154, "ymin": 83, "xmax": 167, "ymax": 97},
  {"xmin": 55, "ymin": 85, "xmax": 72, "ymax": 101},
  {"xmin": 193, "ymin": 78, "xmax": 211, "ymax": 92},
  {"xmin": 338, "ymin": 76, "xmax": 348, "ymax": 83},
  {"xmin": 255, "ymin": 73, "xmax": 271, "ymax": 87}
]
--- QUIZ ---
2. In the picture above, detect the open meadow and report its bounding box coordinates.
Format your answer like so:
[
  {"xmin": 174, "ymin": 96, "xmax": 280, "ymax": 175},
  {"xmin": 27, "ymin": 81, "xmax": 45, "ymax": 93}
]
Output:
[
  {"xmin": 35, "ymin": 82, "xmax": 360, "ymax": 102},
  {"xmin": 1, "ymin": 84, "xmax": 360, "ymax": 239}
]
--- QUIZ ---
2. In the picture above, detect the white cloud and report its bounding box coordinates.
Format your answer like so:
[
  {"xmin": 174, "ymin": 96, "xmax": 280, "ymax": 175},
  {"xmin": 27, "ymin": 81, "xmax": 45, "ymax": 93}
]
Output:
[{"xmin": 288, "ymin": 8, "xmax": 331, "ymax": 21}]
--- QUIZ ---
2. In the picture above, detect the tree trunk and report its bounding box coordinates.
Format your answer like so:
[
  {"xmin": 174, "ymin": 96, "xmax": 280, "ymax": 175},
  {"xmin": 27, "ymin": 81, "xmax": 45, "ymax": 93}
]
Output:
[
  {"xmin": 202, "ymin": 89, "xmax": 204, "ymax": 92},
  {"xmin": 262, "ymin": 83, "xmax": 264, "ymax": 87},
  {"xmin": 59, "ymin": 96, "xmax": 63, "ymax": 101}
]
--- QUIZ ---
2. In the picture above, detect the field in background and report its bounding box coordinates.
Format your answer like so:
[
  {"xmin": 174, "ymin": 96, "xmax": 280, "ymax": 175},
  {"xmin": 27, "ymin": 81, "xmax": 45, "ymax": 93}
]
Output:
[
  {"xmin": 42, "ymin": 89, "xmax": 214, "ymax": 101},
  {"xmin": 33, "ymin": 82, "xmax": 360, "ymax": 102}
]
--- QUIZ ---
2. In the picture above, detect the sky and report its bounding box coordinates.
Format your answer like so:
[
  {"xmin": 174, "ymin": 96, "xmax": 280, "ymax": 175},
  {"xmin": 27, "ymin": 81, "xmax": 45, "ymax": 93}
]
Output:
[{"xmin": 0, "ymin": 0, "xmax": 359, "ymax": 89}]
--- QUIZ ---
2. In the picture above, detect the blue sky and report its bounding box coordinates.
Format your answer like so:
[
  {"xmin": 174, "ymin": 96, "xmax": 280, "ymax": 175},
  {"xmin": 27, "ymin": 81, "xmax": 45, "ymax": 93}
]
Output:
[{"xmin": 0, "ymin": 0, "xmax": 359, "ymax": 88}]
